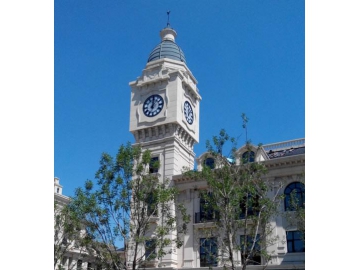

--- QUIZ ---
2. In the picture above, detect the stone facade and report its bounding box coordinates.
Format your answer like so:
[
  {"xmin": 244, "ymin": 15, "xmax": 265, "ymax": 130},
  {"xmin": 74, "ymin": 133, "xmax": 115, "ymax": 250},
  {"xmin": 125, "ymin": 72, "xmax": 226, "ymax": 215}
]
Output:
[
  {"xmin": 55, "ymin": 23, "xmax": 305, "ymax": 270},
  {"xmin": 127, "ymin": 25, "xmax": 305, "ymax": 270},
  {"xmin": 54, "ymin": 177, "xmax": 95, "ymax": 270},
  {"xmin": 173, "ymin": 140, "xmax": 305, "ymax": 269}
]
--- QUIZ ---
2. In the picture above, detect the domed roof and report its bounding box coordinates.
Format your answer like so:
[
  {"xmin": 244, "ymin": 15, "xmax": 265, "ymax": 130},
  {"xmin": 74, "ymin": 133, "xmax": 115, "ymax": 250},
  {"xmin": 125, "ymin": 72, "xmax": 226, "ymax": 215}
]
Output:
[
  {"xmin": 147, "ymin": 40, "xmax": 186, "ymax": 63},
  {"xmin": 147, "ymin": 27, "xmax": 186, "ymax": 64}
]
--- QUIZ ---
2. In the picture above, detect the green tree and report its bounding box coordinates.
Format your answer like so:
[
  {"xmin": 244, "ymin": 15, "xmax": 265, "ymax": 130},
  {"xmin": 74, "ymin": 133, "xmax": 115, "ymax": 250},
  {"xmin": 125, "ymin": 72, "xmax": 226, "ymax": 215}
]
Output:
[
  {"xmin": 69, "ymin": 142, "xmax": 189, "ymax": 270},
  {"xmin": 186, "ymin": 127, "xmax": 283, "ymax": 270}
]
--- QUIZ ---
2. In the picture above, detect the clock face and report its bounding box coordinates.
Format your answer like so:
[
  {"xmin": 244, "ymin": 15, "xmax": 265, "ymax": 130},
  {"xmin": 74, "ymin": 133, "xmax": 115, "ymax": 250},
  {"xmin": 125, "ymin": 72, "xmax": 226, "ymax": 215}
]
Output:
[
  {"xmin": 184, "ymin": 101, "xmax": 194, "ymax": 125},
  {"xmin": 143, "ymin": 94, "xmax": 164, "ymax": 117}
]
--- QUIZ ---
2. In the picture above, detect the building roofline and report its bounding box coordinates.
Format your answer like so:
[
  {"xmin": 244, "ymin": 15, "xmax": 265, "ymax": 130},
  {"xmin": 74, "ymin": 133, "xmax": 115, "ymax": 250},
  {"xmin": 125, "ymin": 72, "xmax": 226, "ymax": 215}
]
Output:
[
  {"xmin": 262, "ymin": 138, "xmax": 305, "ymax": 151},
  {"xmin": 173, "ymin": 154, "xmax": 305, "ymax": 184}
]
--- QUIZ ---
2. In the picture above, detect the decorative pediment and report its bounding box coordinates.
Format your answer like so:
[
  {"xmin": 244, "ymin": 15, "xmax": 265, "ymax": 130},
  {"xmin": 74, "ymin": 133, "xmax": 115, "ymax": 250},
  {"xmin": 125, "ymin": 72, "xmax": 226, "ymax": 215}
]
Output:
[
  {"xmin": 234, "ymin": 144, "xmax": 269, "ymax": 164},
  {"xmin": 196, "ymin": 151, "xmax": 231, "ymax": 171}
]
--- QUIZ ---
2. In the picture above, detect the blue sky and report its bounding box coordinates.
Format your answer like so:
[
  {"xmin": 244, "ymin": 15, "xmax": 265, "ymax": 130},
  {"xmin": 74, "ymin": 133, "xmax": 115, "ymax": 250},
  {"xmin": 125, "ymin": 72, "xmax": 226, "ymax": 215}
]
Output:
[
  {"xmin": 2, "ymin": 1, "xmax": 360, "ymax": 269},
  {"xmin": 55, "ymin": 0, "xmax": 304, "ymax": 197}
]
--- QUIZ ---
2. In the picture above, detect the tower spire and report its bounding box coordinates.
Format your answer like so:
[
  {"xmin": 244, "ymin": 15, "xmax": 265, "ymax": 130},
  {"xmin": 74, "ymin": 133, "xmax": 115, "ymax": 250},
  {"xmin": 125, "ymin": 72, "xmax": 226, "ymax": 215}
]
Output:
[{"xmin": 167, "ymin": 10, "xmax": 171, "ymax": 27}]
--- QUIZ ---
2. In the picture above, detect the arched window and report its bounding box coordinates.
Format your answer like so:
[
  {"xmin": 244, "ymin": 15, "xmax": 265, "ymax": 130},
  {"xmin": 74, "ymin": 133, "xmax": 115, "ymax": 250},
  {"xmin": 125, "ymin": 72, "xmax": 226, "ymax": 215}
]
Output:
[
  {"xmin": 242, "ymin": 151, "xmax": 255, "ymax": 164},
  {"xmin": 284, "ymin": 182, "xmax": 305, "ymax": 211},
  {"xmin": 204, "ymin": 157, "xmax": 215, "ymax": 169}
]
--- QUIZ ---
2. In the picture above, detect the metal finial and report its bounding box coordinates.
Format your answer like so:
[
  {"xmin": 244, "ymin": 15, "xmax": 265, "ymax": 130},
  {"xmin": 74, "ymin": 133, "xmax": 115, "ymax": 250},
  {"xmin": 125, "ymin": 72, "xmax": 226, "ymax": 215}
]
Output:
[{"xmin": 167, "ymin": 11, "xmax": 171, "ymax": 27}]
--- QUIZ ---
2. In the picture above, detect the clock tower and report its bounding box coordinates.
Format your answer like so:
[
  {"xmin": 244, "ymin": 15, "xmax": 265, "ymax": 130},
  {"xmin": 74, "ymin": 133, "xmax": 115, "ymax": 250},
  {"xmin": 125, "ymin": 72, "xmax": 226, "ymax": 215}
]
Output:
[{"xmin": 129, "ymin": 26, "xmax": 201, "ymax": 181}]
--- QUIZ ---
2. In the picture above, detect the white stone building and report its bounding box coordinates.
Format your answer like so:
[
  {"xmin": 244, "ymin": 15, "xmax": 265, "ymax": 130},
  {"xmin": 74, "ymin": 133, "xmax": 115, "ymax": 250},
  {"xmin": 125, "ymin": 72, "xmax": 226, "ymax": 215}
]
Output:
[
  {"xmin": 127, "ymin": 24, "xmax": 305, "ymax": 270},
  {"xmin": 54, "ymin": 177, "xmax": 95, "ymax": 270},
  {"xmin": 173, "ymin": 140, "xmax": 305, "ymax": 269}
]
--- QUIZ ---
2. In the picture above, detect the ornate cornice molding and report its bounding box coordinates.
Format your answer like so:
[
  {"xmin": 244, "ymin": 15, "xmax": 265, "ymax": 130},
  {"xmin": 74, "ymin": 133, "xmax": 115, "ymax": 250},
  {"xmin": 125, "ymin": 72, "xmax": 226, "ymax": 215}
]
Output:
[
  {"xmin": 265, "ymin": 154, "xmax": 305, "ymax": 169},
  {"xmin": 172, "ymin": 154, "xmax": 305, "ymax": 185},
  {"xmin": 132, "ymin": 123, "xmax": 196, "ymax": 151}
]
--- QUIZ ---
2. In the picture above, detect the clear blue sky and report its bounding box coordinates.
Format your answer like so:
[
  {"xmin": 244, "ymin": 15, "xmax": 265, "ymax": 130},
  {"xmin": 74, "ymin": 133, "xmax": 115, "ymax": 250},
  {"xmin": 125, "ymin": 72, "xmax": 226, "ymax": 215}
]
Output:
[{"xmin": 55, "ymin": 0, "xmax": 304, "ymax": 197}]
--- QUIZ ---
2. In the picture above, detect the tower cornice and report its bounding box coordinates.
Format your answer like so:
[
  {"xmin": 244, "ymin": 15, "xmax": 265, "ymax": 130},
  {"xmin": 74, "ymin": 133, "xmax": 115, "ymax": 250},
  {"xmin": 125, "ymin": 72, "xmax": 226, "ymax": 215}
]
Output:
[
  {"xmin": 131, "ymin": 123, "xmax": 197, "ymax": 148},
  {"xmin": 129, "ymin": 59, "xmax": 201, "ymax": 103}
]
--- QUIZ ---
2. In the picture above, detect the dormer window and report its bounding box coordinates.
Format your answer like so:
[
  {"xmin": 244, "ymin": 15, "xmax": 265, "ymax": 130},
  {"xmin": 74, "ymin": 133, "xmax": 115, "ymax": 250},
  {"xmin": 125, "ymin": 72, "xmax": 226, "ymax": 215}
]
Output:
[
  {"xmin": 242, "ymin": 151, "xmax": 255, "ymax": 164},
  {"xmin": 204, "ymin": 157, "xmax": 215, "ymax": 169}
]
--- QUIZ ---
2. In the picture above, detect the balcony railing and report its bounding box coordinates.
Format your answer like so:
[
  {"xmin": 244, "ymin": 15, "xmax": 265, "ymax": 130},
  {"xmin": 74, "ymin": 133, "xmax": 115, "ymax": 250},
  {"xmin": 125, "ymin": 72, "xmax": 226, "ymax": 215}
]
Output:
[
  {"xmin": 194, "ymin": 212, "xmax": 219, "ymax": 223},
  {"xmin": 262, "ymin": 138, "xmax": 305, "ymax": 152}
]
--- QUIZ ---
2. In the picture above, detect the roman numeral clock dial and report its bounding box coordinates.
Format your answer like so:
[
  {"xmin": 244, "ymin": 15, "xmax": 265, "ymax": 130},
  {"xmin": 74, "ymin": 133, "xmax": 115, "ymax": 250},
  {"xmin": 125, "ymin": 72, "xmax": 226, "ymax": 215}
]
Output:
[
  {"xmin": 184, "ymin": 101, "xmax": 194, "ymax": 125},
  {"xmin": 143, "ymin": 94, "xmax": 164, "ymax": 117}
]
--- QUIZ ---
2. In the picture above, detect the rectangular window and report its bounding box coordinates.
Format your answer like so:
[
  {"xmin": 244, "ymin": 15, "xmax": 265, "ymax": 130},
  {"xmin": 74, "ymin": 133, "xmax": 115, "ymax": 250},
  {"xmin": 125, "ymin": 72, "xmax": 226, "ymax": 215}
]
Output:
[
  {"xmin": 239, "ymin": 194, "xmax": 259, "ymax": 219},
  {"xmin": 149, "ymin": 157, "xmax": 159, "ymax": 173},
  {"xmin": 62, "ymin": 237, "xmax": 68, "ymax": 246},
  {"xmin": 146, "ymin": 193, "xmax": 158, "ymax": 216},
  {"xmin": 240, "ymin": 234, "xmax": 261, "ymax": 265},
  {"xmin": 286, "ymin": 231, "xmax": 305, "ymax": 253},
  {"xmin": 198, "ymin": 193, "xmax": 219, "ymax": 222},
  {"xmin": 145, "ymin": 239, "xmax": 156, "ymax": 260},
  {"xmin": 200, "ymin": 237, "xmax": 217, "ymax": 267},
  {"xmin": 77, "ymin": 260, "xmax": 83, "ymax": 270},
  {"xmin": 62, "ymin": 257, "xmax": 67, "ymax": 268}
]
